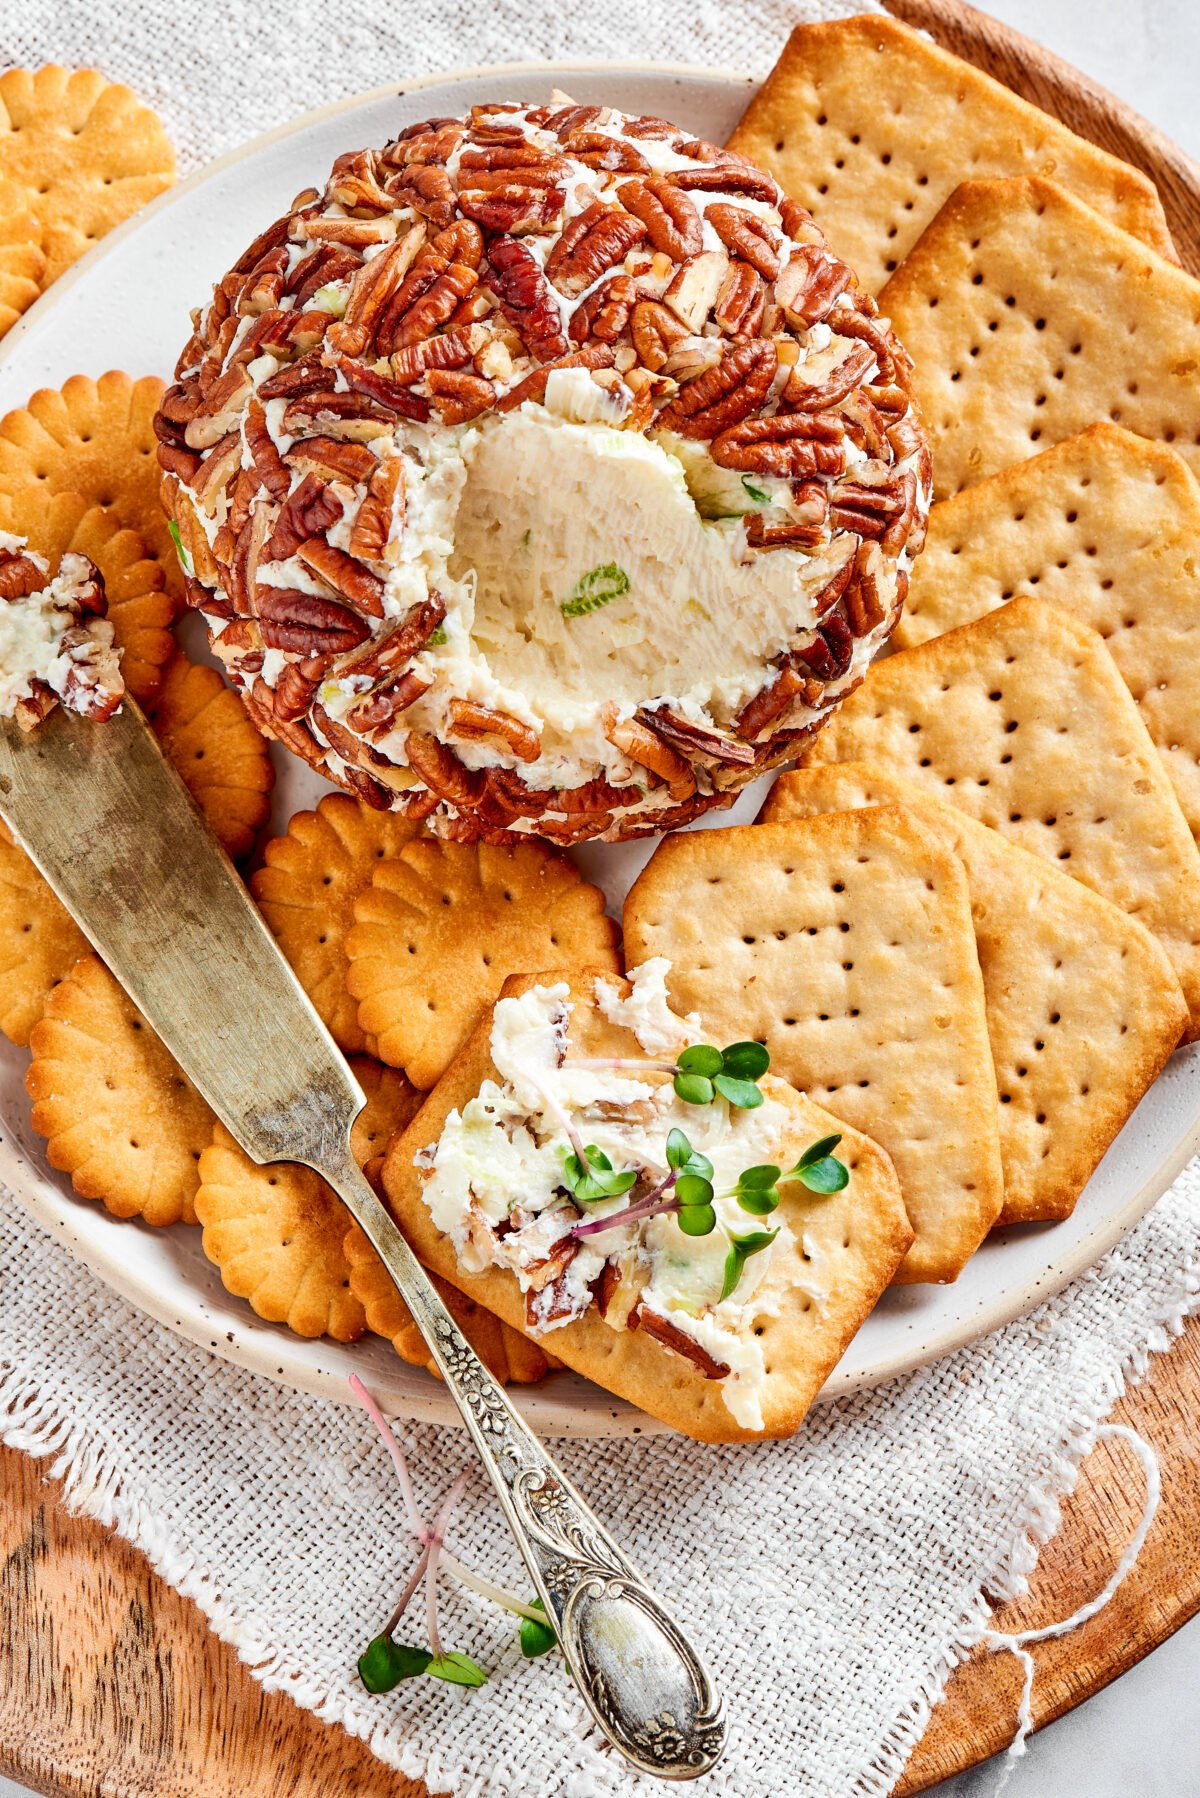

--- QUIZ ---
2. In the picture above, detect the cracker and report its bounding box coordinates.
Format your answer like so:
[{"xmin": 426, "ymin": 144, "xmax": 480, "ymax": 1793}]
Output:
[
  {"xmin": 343, "ymin": 1223, "xmax": 553, "ymax": 1385},
  {"xmin": 0, "ymin": 819, "xmax": 87, "ymax": 1047},
  {"xmin": 728, "ymin": 16, "xmax": 1174, "ymax": 293},
  {"xmin": 0, "ymin": 370, "xmax": 178, "ymax": 592},
  {"xmin": 194, "ymin": 1058, "xmax": 417, "ymax": 1341},
  {"xmin": 804, "ymin": 595, "xmax": 1200, "ymax": 1035},
  {"xmin": 625, "ymin": 811, "xmax": 1002, "ymax": 1283},
  {"xmin": 251, "ymin": 795, "xmax": 424, "ymax": 1057},
  {"xmin": 0, "ymin": 178, "xmax": 44, "ymax": 340},
  {"xmin": 27, "ymin": 950, "xmax": 213, "ymax": 1226},
  {"xmin": 149, "ymin": 654, "xmax": 274, "ymax": 863},
  {"xmin": 347, "ymin": 838, "xmax": 620, "ymax": 1089},
  {"xmin": 0, "ymin": 66, "xmax": 174, "ymax": 284},
  {"xmin": 380, "ymin": 972, "xmax": 911, "ymax": 1442},
  {"xmin": 0, "ymin": 486, "xmax": 175, "ymax": 705},
  {"xmin": 763, "ymin": 766, "xmax": 1187, "ymax": 1223},
  {"xmin": 895, "ymin": 424, "xmax": 1200, "ymax": 846},
  {"xmin": 878, "ymin": 176, "xmax": 1200, "ymax": 499}
]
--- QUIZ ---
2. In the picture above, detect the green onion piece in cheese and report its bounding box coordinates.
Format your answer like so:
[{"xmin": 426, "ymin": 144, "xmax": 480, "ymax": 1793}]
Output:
[
  {"xmin": 311, "ymin": 283, "xmax": 349, "ymax": 316},
  {"xmin": 560, "ymin": 563, "xmax": 631, "ymax": 619},
  {"xmin": 741, "ymin": 477, "xmax": 770, "ymax": 505},
  {"xmin": 427, "ymin": 623, "xmax": 448, "ymax": 646},
  {"xmin": 167, "ymin": 518, "xmax": 193, "ymax": 576}
]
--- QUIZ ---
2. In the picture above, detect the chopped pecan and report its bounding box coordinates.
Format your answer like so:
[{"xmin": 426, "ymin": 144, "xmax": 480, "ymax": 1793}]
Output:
[
  {"xmin": 792, "ymin": 610, "xmax": 855, "ymax": 682},
  {"xmin": 629, "ymin": 298, "xmax": 689, "ymax": 372},
  {"xmin": 629, "ymin": 1304, "xmax": 730, "ymax": 1379},
  {"xmin": 389, "ymin": 323, "xmax": 481, "ymax": 382},
  {"xmin": 559, "ymin": 130, "xmax": 651, "ymax": 174},
  {"xmin": 184, "ymin": 363, "xmax": 252, "ymax": 450},
  {"xmin": 425, "ymin": 368, "xmax": 496, "ymax": 424},
  {"xmin": 240, "ymin": 245, "xmax": 291, "ymax": 314},
  {"xmin": 0, "ymin": 549, "xmax": 46, "ymax": 600},
  {"xmin": 404, "ymin": 731, "xmax": 486, "ymax": 805},
  {"xmin": 671, "ymin": 160, "xmax": 777, "ymax": 203},
  {"xmin": 244, "ymin": 397, "xmax": 290, "ymax": 501},
  {"xmin": 655, "ymin": 339, "xmax": 776, "ymax": 439},
  {"xmin": 545, "ymin": 202, "xmax": 647, "ymax": 299},
  {"xmin": 602, "ymin": 703, "xmax": 696, "ymax": 800},
  {"xmin": 706, "ymin": 203, "xmax": 781, "ymax": 281},
  {"xmin": 232, "ymin": 212, "xmax": 291, "ymax": 277},
  {"xmin": 622, "ymin": 114, "xmax": 685, "ymax": 144},
  {"xmin": 714, "ymin": 262, "xmax": 766, "ymax": 337},
  {"xmin": 255, "ymin": 586, "xmax": 371, "ymax": 656},
  {"xmin": 245, "ymin": 676, "xmax": 326, "ymax": 766},
  {"xmin": 156, "ymin": 442, "xmax": 202, "ymax": 483},
  {"xmin": 784, "ymin": 340, "xmax": 876, "ymax": 412},
  {"xmin": 569, "ymin": 274, "xmax": 638, "ymax": 345},
  {"xmin": 287, "ymin": 244, "xmax": 360, "ymax": 309},
  {"xmin": 381, "ymin": 260, "xmax": 479, "ymax": 353},
  {"xmin": 779, "ymin": 197, "xmax": 818, "ymax": 241},
  {"xmin": 744, "ymin": 512, "xmax": 825, "ymax": 550},
  {"xmin": 459, "ymin": 181, "xmax": 563, "ymax": 236},
  {"xmin": 825, "ymin": 299, "xmax": 898, "ymax": 383},
  {"xmin": 637, "ymin": 707, "xmax": 755, "ymax": 767},
  {"xmin": 265, "ymin": 473, "xmax": 345, "ymax": 560},
  {"xmin": 286, "ymin": 434, "xmax": 378, "ymax": 484},
  {"xmin": 843, "ymin": 541, "xmax": 888, "ymax": 635},
  {"xmin": 495, "ymin": 343, "xmax": 615, "ymax": 413},
  {"xmin": 385, "ymin": 163, "xmax": 457, "ymax": 229},
  {"xmin": 662, "ymin": 249, "xmax": 730, "ymax": 333},
  {"xmin": 447, "ymin": 698, "xmax": 540, "ymax": 763},
  {"xmin": 347, "ymin": 665, "xmax": 432, "ymax": 733},
  {"xmin": 327, "ymin": 148, "xmax": 393, "ymax": 213},
  {"xmin": 616, "ymin": 177, "xmax": 702, "ymax": 260},
  {"xmin": 296, "ymin": 538, "xmax": 386, "ymax": 617},
  {"xmin": 329, "ymin": 360, "xmax": 432, "ymax": 424},
  {"xmin": 168, "ymin": 488, "xmax": 220, "ymax": 583},
  {"xmin": 775, "ymin": 247, "xmax": 852, "ymax": 328},
  {"xmin": 735, "ymin": 666, "xmax": 817, "ymax": 739},
  {"xmin": 326, "ymin": 224, "xmax": 427, "ymax": 357},
  {"xmin": 309, "ymin": 699, "xmax": 396, "ymax": 773},
  {"xmin": 487, "ymin": 235, "xmax": 569, "ymax": 361},
  {"xmin": 661, "ymin": 335, "xmax": 723, "ymax": 385},
  {"xmin": 348, "ymin": 456, "xmax": 405, "ymax": 562},
  {"xmin": 712, "ymin": 410, "xmax": 846, "ymax": 479},
  {"xmin": 292, "ymin": 214, "xmax": 397, "ymax": 248}
]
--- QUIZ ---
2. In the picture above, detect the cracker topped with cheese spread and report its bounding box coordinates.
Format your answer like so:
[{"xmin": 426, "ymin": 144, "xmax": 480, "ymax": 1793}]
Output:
[
  {"xmin": 0, "ymin": 532, "xmax": 123, "ymax": 731},
  {"xmin": 381, "ymin": 963, "xmax": 911, "ymax": 1441}
]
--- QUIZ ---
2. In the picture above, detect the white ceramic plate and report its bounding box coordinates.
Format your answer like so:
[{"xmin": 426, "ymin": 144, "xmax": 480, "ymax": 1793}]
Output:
[{"xmin": 2, "ymin": 61, "xmax": 1198, "ymax": 1437}]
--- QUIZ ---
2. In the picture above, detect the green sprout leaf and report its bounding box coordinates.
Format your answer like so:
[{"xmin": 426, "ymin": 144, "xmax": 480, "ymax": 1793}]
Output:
[
  {"xmin": 796, "ymin": 1133, "xmax": 843, "ymax": 1169},
  {"xmin": 720, "ymin": 1228, "xmax": 780, "ymax": 1302},
  {"xmin": 674, "ymin": 1072, "xmax": 714, "ymax": 1106},
  {"xmin": 787, "ymin": 1134, "xmax": 849, "ymax": 1195},
  {"xmin": 738, "ymin": 1164, "xmax": 780, "ymax": 1190},
  {"xmin": 426, "ymin": 1650, "xmax": 488, "ymax": 1687},
  {"xmin": 519, "ymin": 1598, "xmax": 557, "ymax": 1659},
  {"xmin": 358, "ymin": 1636, "xmax": 431, "ymax": 1692},
  {"xmin": 560, "ymin": 563, "xmax": 631, "ymax": 618},
  {"xmin": 167, "ymin": 518, "xmax": 193, "ymax": 576},
  {"xmin": 684, "ymin": 1148, "xmax": 714, "ymax": 1181},
  {"xmin": 737, "ymin": 1185, "xmax": 780, "ymax": 1217},
  {"xmin": 720, "ymin": 1041, "xmax": 770, "ymax": 1081},
  {"xmin": 677, "ymin": 1202, "xmax": 717, "ymax": 1237},
  {"xmin": 713, "ymin": 1073, "xmax": 765, "ymax": 1110},
  {"xmin": 678, "ymin": 1044, "xmax": 723, "ymax": 1078},
  {"xmin": 666, "ymin": 1127, "xmax": 692, "ymax": 1170},
  {"xmin": 674, "ymin": 1173, "xmax": 715, "ymax": 1208},
  {"xmin": 742, "ymin": 476, "xmax": 770, "ymax": 505},
  {"xmin": 564, "ymin": 1143, "xmax": 637, "ymax": 1204}
]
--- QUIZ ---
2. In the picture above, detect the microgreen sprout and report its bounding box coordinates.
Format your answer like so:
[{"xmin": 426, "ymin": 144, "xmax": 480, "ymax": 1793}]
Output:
[
  {"xmin": 720, "ymin": 1228, "xmax": 780, "ymax": 1302},
  {"xmin": 562, "ymin": 1142, "xmax": 638, "ymax": 1204},
  {"xmin": 349, "ymin": 1375, "xmax": 557, "ymax": 1695},
  {"xmin": 717, "ymin": 1133, "xmax": 850, "ymax": 1217},
  {"xmin": 569, "ymin": 1040, "xmax": 771, "ymax": 1110}
]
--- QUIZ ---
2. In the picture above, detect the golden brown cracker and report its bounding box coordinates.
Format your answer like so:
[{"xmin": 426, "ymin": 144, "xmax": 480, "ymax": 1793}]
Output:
[
  {"xmin": 343, "ymin": 1223, "xmax": 553, "ymax": 1385},
  {"xmin": 0, "ymin": 370, "xmax": 178, "ymax": 591},
  {"xmin": 380, "ymin": 972, "xmax": 911, "ymax": 1441},
  {"xmin": 194, "ymin": 1058, "xmax": 413, "ymax": 1342},
  {"xmin": 149, "ymin": 654, "xmax": 274, "ymax": 863},
  {"xmin": 347, "ymin": 837, "xmax": 620, "ymax": 1089},
  {"xmin": 728, "ymin": 17, "xmax": 1175, "ymax": 293},
  {"xmin": 624, "ymin": 811, "xmax": 1002, "ymax": 1283},
  {"xmin": 0, "ymin": 818, "xmax": 87, "ymax": 1047},
  {"xmin": 804, "ymin": 595, "xmax": 1200, "ymax": 1034},
  {"xmin": 251, "ymin": 795, "xmax": 425, "ymax": 1057},
  {"xmin": 0, "ymin": 66, "xmax": 174, "ymax": 283},
  {"xmin": 879, "ymin": 176, "xmax": 1200, "ymax": 499},
  {"xmin": 0, "ymin": 486, "xmax": 175, "ymax": 705},
  {"xmin": 763, "ymin": 765, "xmax": 1187, "ymax": 1223},
  {"xmin": 895, "ymin": 424, "xmax": 1200, "ymax": 845},
  {"xmin": 26, "ymin": 950, "xmax": 213, "ymax": 1226},
  {"xmin": 0, "ymin": 178, "xmax": 44, "ymax": 339}
]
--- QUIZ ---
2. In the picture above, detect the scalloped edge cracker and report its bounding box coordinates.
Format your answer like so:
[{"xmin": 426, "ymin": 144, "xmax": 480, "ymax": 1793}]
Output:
[
  {"xmin": 804, "ymin": 595, "xmax": 1200, "ymax": 1036},
  {"xmin": 895, "ymin": 424, "xmax": 1200, "ymax": 847},
  {"xmin": 624, "ymin": 810, "xmax": 1003, "ymax": 1283},
  {"xmin": 763, "ymin": 766, "xmax": 1187, "ymax": 1223},
  {"xmin": 729, "ymin": 16, "xmax": 1175, "ymax": 294},
  {"xmin": 879, "ymin": 176, "xmax": 1200, "ymax": 498},
  {"xmin": 381, "ymin": 971, "xmax": 911, "ymax": 1442}
]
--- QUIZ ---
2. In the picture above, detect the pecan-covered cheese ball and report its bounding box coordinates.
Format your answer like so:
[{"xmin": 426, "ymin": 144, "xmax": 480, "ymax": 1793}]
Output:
[{"xmin": 156, "ymin": 99, "xmax": 929, "ymax": 841}]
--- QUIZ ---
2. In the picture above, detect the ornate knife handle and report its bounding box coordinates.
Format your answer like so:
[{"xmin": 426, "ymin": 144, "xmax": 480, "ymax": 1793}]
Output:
[{"xmin": 326, "ymin": 1157, "xmax": 726, "ymax": 1781}]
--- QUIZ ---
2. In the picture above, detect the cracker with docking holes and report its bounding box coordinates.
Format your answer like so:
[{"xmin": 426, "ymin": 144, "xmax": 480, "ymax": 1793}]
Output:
[
  {"xmin": 0, "ymin": 371, "xmax": 179, "ymax": 592},
  {"xmin": 380, "ymin": 971, "xmax": 911, "ymax": 1442},
  {"xmin": 343, "ymin": 1222, "xmax": 554, "ymax": 1385},
  {"xmin": 624, "ymin": 810, "xmax": 1003, "ymax": 1283},
  {"xmin": 0, "ymin": 819, "xmax": 86, "ymax": 1047},
  {"xmin": 0, "ymin": 179, "xmax": 44, "ymax": 340},
  {"xmin": 728, "ymin": 15, "xmax": 1175, "ymax": 294},
  {"xmin": 803, "ymin": 595, "xmax": 1200, "ymax": 1036},
  {"xmin": 195, "ymin": 1059, "xmax": 420, "ymax": 1341},
  {"xmin": 878, "ymin": 176, "xmax": 1200, "ymax": 499},
  {"xmin": 0, "ymin": 487, "xmax": 175, "ymax": 705},
  {"xmin": 894, "ymin": 424, "xmax": 1200, "ymax": 846},
  {"xmin": 347, "ymin": 837, "xmax": 620, "ymax": 1089},
  {"xmin": 149, "ymin": 655, "xmax": 274, "ymax": 863},
  {"xmin": 27, "ymin": 951, "xmax": 214, "ymax": 1226},
  {"xmin": 251, "ymin": 795, "xmax": 425, "ymax": 1057},
  {"xmin": 762, "ymin": 766, "xmax": 1187, "ymax": 1223},
  {"xmin": 0, "ymin": 66, "xmax": 174, "ymax": 285}
]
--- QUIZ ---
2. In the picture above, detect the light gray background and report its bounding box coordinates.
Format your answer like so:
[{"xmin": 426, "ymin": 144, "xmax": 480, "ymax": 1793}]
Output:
[{"xmin": 2, "ymin": 1, "xmax": 1199, "ymax": 1793}]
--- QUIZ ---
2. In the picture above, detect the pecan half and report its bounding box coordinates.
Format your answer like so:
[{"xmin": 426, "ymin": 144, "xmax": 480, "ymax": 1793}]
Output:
[
  {"xmin": 714, "ymin": 262, "xmax": 766, "ymax": 337},
  {"xmin": 569, "ymin": 274, "xmax": 638, "ymax": 345},
  {"xmin": 629, "ymin": 1304, "xmax": 730, "ymax": 1378},
  {"xmin": 448, "ymin": 698, "xmax": 541, "ymax": 763},
  {"xmin": 389, "ymin": 322, "xmax": 481, "ymax": 383},
  {"xmin": 744, "ymin": 512, "xmax": 825, "ymax": 550},
  {"xmin": 265, "ymin": 473, "xmax": 345, "ymax": 560},
  {"xmin": 381, "ymin": 260, "xmax": 479, "ymax": 353},
  {"xmin": 296, "ymin": 539, "xmax": 386, "ymax": 617},
  {"xmin": 560, "ymin": 130, "xmax": 651, "ymax": 174},
  {"xmin": 655, "ymin": 339, "xmax": 776, "ymax": 439},
  {"xmin": 711, "ymin": 410, "xmax": 846, "ymax": 479},
  {"xmin": 347, "ymin": 665, "xmax": 433, "ymax": 733},
  {"xmin": 281, "ymin": 389, "xmax": 396, "ymax": 439},
  {"xmin": 459, "ymin": 181, "xmax": 564, "ymax": 236},
  {"xmin": 705, "ymin": 203, "xmax": 781, "ymax": 280},
  {"xmin": 0, "ymin": 548, "xmax": 45, "ymax": 601},
  {"xmin": 829, "ymin": 474, "xmax": 912, "ymax": 543},
  {"xmin": 286, "ymin": 434, "xmax": 378, "ymax": 484},
  {"xmin": 255, "ymin": 586, "xmax": 371, "ymax": 656},
  {"xmin": 828, "ymin": 301, "xmax": 900, "ymax": 384},
  {"xmin": 332, "ymin": 359, "xmax": 432, "ymax": 424},
  {"xmin": 671, "ymin": 160, "xmax": 777, "ymax": 203},
  {"xmin": 326, "ymin": 148, "xmax": 393, "ymax": 213},
  {"xmin": 337, "ymin": 594, "xmax": 445, "ymax": 682},
  {"xmin": 184, "ymin": 363, "xmax": 252, "ymax": 450},
  {"xmin": 326, "ymin": 224, "xmax": 427, "ymax": 358},
  {"xmin": 784, "ymin": 340, "xmax": 876, "ymax": 412},
  {"xmin": 735, "ymin": 666, "xmax": 818, "ymax": 739},
  {"xmin": 792, "ymin": 610, "xmax": 855, "ymax": 682},
  {"xmin": 486, "ymin": 235, "xmax": 569, "ymax": 361},
  {"xmin": 495, "ymin": 343, "xmax": 615, "ymax": 413},
  {"xmin": 404, "ymin": 731, "xmax": 486, "ymax": 805},
  {"xmin": 637, "ymin": 707, "xmax": 755, "ymax": 767},
  {"xmin": 257, "ymin": 353, "xmax": 328, "ymax": 402},
  {"xmin": 843, "ymin": 542, "xmax": 888, "ymax": 635},
  {"xmin": 244, "ymin": 397, "xmax": 290, "ymax": 501},
  {"xmin": 347, "ymin": 456, "xmax": 405, "ymax": 563},
  {"xmin": 602, "ymin": 703, "xmax": 696, "ymax": 800},
  {"xmin": 629, "ymin": 298, "xmax": 689, "ymax": 372},
  {"xmin": 616, "ymin": 177, "xmax": 702, "ymax": 260},
  {"xmin": 544, "ymin": 202, "xmax": 647, "ymax": 299},
  {"xmin": 293, "ymin": 215, "xmax": 397, "ymax": 248},
  {"xmin": 287, "ymin": 244, "xmax": 360, "ymax": 309},
  {"xmin": 273, "ymin": 657, "xmax": 327, "ymax": 722},
  {"xmin": 775, "ymin": 247, "xmax": 852, "ymax": 328},
  {"xmin": 385, "ymin": 164, "xmax": 457, "ymax": 230},
  {"xmin": 425, "ymin": 368, "xmax": 496, "ymax": 424}
]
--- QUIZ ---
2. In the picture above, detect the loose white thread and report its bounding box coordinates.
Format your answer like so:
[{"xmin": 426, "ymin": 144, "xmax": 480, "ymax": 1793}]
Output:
[{"xmin": 983, "ymin": 1424, "xmax": 1161, "ymax": 1796}]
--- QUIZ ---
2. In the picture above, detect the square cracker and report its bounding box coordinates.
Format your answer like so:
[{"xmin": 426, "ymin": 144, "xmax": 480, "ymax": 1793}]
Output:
[
  {"xmin": 804, "ymin": 594, "xmax": 1200, "ymax": 1036},
  {"xmin": 878, "ymin": 176, "xmax": 1200, "ymax": 499},
  {"xmin": 727, "ymin": 16, "xmax": 1174, "ymax": 295},
  {"xmin": 894, "ymin": 425, "xmax": 1200, "ymax": 847},
  {"xmin": 624, "ymin": 808, "xmax": 1004, "ymax": 1284},
  {"xmin": 381, "ymin": 971, "xmax": 912, "ymax": 1443},
  {"xmin": 762, "ymin": 765, "xmax": 1187, "ymax": 1224}
]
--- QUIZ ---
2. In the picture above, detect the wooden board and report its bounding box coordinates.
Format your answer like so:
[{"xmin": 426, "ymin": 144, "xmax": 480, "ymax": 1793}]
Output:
[{"xmin": 4, "ymin": 6, "xmax": 1200, "ymax": 1795}]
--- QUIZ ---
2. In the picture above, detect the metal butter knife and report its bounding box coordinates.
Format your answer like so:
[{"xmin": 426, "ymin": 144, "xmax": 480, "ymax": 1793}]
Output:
[{"xmin": 0, "ymin": 700, "xmax": 725, "ymax": 1780}]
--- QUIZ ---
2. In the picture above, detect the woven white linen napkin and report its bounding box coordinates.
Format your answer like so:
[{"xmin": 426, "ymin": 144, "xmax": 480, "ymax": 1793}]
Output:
[{"xmin": 4, "ymin": 2, "xmax": 1200, "ymax": 1793}]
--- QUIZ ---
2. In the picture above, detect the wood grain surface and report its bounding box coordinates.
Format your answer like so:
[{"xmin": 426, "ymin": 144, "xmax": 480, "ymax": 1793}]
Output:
[{"xmin": 5, "ymin": 7, "xmax": 1200, "ymax": 1796}]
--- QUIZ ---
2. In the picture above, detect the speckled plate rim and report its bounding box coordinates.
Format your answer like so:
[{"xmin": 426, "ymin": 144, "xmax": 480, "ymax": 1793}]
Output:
[{"xmin": 1, "ymin": 57, "xmax": 1197, "ymax": 1438}]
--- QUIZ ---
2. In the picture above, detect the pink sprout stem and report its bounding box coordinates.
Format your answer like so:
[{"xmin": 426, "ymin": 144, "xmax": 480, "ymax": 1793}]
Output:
[
  {"xmin": 384, "ymin": 1540, "xmax": 432, "ymax": 1637},
  {"xmin": 424, "ymin": 1469, "xmax": 470, "ymax": 1659},
  {"xmin": 571, "ymin": 1172, "xmax": 679, "ymax": 1239},
  {"xmin": 527, "ymin": 1072, "xmax": 589, "ymax": 1165},
  {"xmin": 349, "ymin": 1373, "xmax": 424, "ymax": 1540},
  {"xmin": 567, "ymin": 1056, "xmax": 681, "ymax": 1076}
]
